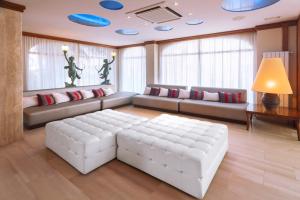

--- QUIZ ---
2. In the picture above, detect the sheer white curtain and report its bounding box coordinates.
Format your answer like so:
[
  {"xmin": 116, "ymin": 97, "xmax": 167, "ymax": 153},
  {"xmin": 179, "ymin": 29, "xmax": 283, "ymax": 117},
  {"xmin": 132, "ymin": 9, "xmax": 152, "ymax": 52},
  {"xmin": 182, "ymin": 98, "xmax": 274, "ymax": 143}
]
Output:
[
  {"xmin": 119, "ymin": 46, "xmax": 146, "ymax": 93},
  {"xmin": 78, "ymin": 44, "xmax": 115, "ymax": 86},
  {"xmin": 159, "ymin": 40, "xmax": 200, "ymax": 87},
  {"xmin": 23, "ymin": 36, "xmax": 116, "ymax": 91},
  {"xmin": 159, "ymin": 33, "xmax": 256, "ymax": 103}
]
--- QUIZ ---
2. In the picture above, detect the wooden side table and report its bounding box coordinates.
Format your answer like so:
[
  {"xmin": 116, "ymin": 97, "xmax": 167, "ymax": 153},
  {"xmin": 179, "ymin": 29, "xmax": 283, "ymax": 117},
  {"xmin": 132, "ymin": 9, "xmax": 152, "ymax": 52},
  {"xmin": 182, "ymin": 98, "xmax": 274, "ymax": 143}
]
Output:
[{"xmin": 246, "ymin": 104, "xmax": 300, "ymax": 141}]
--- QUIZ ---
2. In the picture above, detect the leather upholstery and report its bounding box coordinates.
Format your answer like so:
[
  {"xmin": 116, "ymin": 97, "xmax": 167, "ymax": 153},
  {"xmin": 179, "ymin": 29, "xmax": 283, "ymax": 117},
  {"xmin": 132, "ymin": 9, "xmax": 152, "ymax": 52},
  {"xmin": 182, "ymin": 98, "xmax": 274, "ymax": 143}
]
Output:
[
  {"xmin": 45, "ymin": 109, "xmax": 148, "ymax": 174},
  {"xmin": 132, "ymin": 95, "xmax": 182, "ymax": 112},
  {"xmin": 100, "ymin": 92, "xmax": 137, "ymax": 109},
  {"xmin": 117, "ymin": 114, "xmax": 228, "ymax": 198},
  {"xmin": 24, "ymin": 91, "xmax": 137, "ymax": 127},
  {"xmin": 180, "ymin": 99, "xmax": 248, "ymax": 122},
  {"xmin": 24, "ymin": 98, "xmax": 101, "ymax": 127}
]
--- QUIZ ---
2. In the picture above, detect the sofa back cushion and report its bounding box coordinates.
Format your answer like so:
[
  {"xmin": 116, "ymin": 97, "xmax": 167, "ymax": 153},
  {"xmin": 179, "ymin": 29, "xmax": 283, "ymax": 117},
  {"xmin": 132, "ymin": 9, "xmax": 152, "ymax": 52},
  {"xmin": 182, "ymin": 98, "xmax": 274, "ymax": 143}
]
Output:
[
  {"xmin": 143, "ymin": 87, "xmax": 151, "ymax": 95},
  {"xmin": 92, "ymin": 88, "xmax": 105, "ymax": 97},
  {"xmin": 52, "ymin": 92, "xmax": 70, "ymax": 104},
  {"xmin": 168, "ymin": 89, "xmax": 179, "ymax": 98},
  {"xmin": 159, "ymin": 88, "xmax": 169, "ymax": 97},
  {"xmin": 80, "ymin": 90, "xmax": 95, "ymax": 99},
  {"xmin": 102, "ymin": 88, "xmax": 115, "ymax": 96},
  {"xmin": 178, "ymin": 89, "xmax": 190, "ymax": 99},
  {"xmin": 219, "ymin": 92, "xmax": 243, "ymax": 103},
  {"xmin": 203, "ymin": 91, "xmax": 219, "ymax": 102},
  {"xmin": 23, "ymin": 96, "xmax": 39, "ymax": 108},
  {"xmin": 149, "ymin": 88, "xmax": 160, "ymax": 96},
  {"xmin": 191, "ymin": 87, "xmax": 247, "ymax": 103},
  {"xmin": 37, "ymin": 94, "xmax": 56, "ymax": 106},
  {"xmin": 190, "ymin": 89, "xmax": 203, "ymax": 100},
  {"xmin": 67, "ymin": 91, "xmax": 83, "ymax": 101}
]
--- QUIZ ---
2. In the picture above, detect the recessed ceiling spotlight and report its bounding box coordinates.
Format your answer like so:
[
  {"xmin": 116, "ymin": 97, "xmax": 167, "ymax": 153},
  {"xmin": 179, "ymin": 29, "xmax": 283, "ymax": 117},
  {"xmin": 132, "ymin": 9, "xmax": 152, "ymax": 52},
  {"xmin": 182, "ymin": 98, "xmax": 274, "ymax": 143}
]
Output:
[
  {"xmin": 99, "ymin": 0, "xmax": 124, "ymax": 11},
  {"xmin": 127, "ymin": 16, "xmax": 132, "ymax": 19},
  {"xmin": 174, "ymin": 2, "xmax": 179, "ymax": 6},
  {"xmin": 188, "ymin": 13, "xmax": 193, "ymax": 16},
  {"xmin": 232, "ymin": 16, "xmax": 246, "ymax": 21},
  {"xmin": 264, "ymin": 16, "xmax": 281, "ymax": 21},
  {"xmin": 68, "ymin": 14, "xmax": 111, "ymax": 27},
  {"xmin": 222, "ymin": 0, "xmax": 280, "ymax": 12},
  {"xmin": 154, "ymin": 25, "xmax": 174, "ymax": 31},
  {"xmin": 186, "ymin": 19, "xmax": 204, "ymax": 25},
  {"xmin": 116, "ymin": 28, "xmax": 139, "ymax": 35}
]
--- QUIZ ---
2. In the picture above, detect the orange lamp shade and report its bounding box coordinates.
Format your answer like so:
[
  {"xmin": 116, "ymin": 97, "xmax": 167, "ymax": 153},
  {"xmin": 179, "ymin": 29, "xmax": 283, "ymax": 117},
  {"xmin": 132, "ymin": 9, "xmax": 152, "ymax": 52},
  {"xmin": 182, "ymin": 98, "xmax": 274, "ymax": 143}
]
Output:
[{"xmin": 252, "ymin": 58, "xmax": 293, "ymax": 94}]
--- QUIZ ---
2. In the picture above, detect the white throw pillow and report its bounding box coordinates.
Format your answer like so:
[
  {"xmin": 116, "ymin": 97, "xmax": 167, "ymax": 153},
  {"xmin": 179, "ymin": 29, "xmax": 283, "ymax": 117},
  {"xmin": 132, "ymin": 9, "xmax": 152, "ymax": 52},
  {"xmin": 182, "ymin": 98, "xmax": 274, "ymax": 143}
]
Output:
[
  {"xmin": 178, "ymin": 89, "xmax": 190, "ymax": 99},
  {"xmin": 23, "ymin": 96, "xmax": 39, "ymax": 108},
  {"xmin": 102, "ymin": 88, "xmax": 115, "ymax": 96},
  {"xmin": 143, "ymin": 87, "xmax": 151, "ymax": 95},
  {"xmin": 202, "ymin": 91, "xmax": 219, "ymax": 102},
  {"xmin": 80, "ymin": 90, "xmax": 94, "ymax": 99},
  {"xmin": 52, "ymin": 92, "xmax": 70, "ymax": 104},
  {"xmin": 159, "ymin": 88, "xmax": 168, "ymax": 97}
]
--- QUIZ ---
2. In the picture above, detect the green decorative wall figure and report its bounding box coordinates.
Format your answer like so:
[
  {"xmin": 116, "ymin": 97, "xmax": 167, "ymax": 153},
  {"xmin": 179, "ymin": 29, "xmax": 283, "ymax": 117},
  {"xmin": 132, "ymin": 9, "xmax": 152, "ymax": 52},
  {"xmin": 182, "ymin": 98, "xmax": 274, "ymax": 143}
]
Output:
[
  {"xmin": 62, "ymin": 45, "xmax": 84, "ymax": 87},
  {"xmin": 96, "ymin": 52, "xmax": 116, "ymax": 85}
]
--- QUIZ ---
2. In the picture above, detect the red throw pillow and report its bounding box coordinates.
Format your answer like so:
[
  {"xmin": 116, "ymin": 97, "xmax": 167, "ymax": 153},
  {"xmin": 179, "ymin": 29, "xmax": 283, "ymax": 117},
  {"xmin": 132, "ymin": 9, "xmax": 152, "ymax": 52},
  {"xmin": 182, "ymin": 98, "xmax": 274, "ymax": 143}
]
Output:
[
  {"xmin": 149, "ymin": 88, "xmax": 160, "ymax": 96},
  {"xmin": 167, "ymin": 89, "xmax": 179, "ymax": 98},
  {"xmin": 92, "ymin": 88, "xmax": 105, "ymax": 97},
  {"xmin": 67, "ymin": 91, "xmax": 83, "ymax": 101},
  {"xmin": 190, "ymin": 90, "xmax": 203, "ymax": 100},
  {"xmin": 37, "ymin": 94, "xmax": 56, "ymax": 106},
  {"xmin": 219, "ymin": 92, "xmax": 243, "ymax": 103}
]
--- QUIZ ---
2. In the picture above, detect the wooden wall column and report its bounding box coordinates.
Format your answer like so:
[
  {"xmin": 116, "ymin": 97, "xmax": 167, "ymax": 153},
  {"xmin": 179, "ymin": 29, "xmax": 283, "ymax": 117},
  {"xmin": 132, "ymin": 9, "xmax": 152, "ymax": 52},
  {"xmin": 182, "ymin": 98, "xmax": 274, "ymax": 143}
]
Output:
[
  {"xmin": 298, "ymin": 16, "xmax": 300, "ymax": 111},
  {"xmin": 0, "ymin": 1, "xmax": 25, "ymax": 146}
]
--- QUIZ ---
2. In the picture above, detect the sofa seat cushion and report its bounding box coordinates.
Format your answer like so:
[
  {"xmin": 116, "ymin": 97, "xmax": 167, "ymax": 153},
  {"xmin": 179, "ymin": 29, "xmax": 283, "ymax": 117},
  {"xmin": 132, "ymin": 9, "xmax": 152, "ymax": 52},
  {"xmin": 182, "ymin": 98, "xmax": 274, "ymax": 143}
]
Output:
[
  {"xmin": 46, "ymin": 109, "xmax": 148, "ymax": 174},
  {"xmin": 117, "ymin": 114, "xmax": 228, "ymax": 198},
  {"xmin": 180, "ymin": 99, "xmax": 248, "ymax": 121},
  {"xmin": 132, "ymin": 95, "xmax": 181, "ymax": 112},
  {"xmin": 24, "ymin": 98, "xmax": 101, "ymax": 126},
  {"xmin": 100, "ymin": 92, "xmax": 137, "ymax": 109}
]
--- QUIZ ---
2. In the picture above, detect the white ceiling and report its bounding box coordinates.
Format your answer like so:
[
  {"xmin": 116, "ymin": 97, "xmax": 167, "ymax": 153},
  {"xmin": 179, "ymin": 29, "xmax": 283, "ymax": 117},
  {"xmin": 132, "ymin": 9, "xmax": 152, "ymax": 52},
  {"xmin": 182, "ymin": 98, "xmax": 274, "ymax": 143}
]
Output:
[{"xmin": 10, "ymin": 0, "xmax": 300, "ymax": 46}]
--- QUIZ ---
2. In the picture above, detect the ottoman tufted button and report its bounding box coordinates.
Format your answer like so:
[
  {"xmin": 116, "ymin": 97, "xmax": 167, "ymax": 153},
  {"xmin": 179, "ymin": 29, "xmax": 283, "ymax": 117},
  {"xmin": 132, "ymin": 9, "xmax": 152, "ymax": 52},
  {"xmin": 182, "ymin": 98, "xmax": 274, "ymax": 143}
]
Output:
[
  {"xmin": 163, "ymin": 164, "xmax": 168, "ymax": 168},
  {"xmin": 149, "ymin": 158, "xmax": 153, "ymax": 161}
]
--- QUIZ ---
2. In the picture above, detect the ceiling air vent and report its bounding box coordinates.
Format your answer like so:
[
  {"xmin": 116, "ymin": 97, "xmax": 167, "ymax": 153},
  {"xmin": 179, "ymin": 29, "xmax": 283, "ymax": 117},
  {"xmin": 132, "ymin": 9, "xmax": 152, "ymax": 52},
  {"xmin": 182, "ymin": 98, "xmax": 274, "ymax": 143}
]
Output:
[
  {"xmin": 135, "ymin": 6, "xmax": 182, "ymax": 24},
  {"xmin": 126, "ymin": 2, "xmax": 182, "ymax": 24}
]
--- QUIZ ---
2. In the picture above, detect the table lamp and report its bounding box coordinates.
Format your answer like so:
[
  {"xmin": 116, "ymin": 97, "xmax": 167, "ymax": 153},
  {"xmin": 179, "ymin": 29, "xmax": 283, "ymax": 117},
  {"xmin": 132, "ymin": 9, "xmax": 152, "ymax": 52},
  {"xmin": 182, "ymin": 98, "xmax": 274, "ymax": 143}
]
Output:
[{"xmin": 252, "ymin": 58, "xmax": 293, "ymax": 109}]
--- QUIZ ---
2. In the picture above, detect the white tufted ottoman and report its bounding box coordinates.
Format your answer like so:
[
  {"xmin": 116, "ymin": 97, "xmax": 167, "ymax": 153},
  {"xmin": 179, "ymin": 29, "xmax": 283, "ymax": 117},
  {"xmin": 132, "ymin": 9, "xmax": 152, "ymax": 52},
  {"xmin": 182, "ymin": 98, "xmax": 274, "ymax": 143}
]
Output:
[
  {"xmin": 45, "ymin": 109, "xmax": 147, "ymax": 174},
  {"xmin": 117, "ymin": 114, "xmax": 228, "ymax": 199}
]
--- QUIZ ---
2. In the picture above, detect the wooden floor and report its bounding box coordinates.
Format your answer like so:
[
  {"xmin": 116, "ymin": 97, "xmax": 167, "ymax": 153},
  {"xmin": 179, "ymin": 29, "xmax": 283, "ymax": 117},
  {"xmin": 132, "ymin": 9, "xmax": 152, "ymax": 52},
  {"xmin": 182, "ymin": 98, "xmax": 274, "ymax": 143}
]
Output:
[{"xmin": 1, "ymin": 106, "xmax": 300, "ymax": 200}]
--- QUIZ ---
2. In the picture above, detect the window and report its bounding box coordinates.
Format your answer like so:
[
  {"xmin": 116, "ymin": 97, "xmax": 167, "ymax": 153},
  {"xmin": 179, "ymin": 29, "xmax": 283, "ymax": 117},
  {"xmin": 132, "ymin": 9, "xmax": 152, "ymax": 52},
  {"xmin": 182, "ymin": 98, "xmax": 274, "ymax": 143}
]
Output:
[
  {"xmin": 159, "ymin": 33, "xmax": 256, "ymax": 103},
  {"xmin": 119, "ymin": 46, "xmax": 146, "ymax": 93},
  {"xmin": 23, "ymin": 36, "xmax": 116, "ymax": 90}
]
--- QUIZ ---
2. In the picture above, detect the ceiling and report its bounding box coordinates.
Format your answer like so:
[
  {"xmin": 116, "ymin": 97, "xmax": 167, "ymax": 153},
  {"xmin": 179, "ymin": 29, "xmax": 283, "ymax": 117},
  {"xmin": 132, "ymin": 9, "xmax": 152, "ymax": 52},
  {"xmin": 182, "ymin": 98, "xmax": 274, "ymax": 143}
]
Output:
[{"xmin": 10, "ymin": 0, "xmax": 300, "ymax": 46}]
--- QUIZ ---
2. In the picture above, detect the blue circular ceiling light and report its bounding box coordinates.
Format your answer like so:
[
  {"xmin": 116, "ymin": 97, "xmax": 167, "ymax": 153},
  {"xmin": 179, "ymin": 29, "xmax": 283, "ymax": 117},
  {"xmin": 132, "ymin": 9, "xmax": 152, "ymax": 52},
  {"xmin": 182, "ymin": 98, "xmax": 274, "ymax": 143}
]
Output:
[
  {"xmin": 68, "ymin": 14, "xmax": 111, "ymax": 27},
  {"xmin": 186, "ymin": 19, "xmax": 204, "ymax": 25},
  {"xmin": 100, "ymin": 0, "xmax": 124, "ymax": 10},
  {"xmin": 116, "ymin": 29, "xmax": 139, "ymax": 35},
  {"xmin": 154, "ymin": 25, "xmax": 174, "ymax": 31},
  {"xmin": 222, "ymin": 0, "xmax": 280, "ymax": 12}
]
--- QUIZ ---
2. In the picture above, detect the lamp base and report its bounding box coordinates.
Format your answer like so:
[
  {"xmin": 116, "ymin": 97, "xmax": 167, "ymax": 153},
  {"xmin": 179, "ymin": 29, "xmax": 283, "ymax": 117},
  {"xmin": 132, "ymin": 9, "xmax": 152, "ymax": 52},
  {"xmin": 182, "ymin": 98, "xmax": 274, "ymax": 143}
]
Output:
[{"xmin": 262, "ymin": 93, "xmax": 280, "ymax": 109}]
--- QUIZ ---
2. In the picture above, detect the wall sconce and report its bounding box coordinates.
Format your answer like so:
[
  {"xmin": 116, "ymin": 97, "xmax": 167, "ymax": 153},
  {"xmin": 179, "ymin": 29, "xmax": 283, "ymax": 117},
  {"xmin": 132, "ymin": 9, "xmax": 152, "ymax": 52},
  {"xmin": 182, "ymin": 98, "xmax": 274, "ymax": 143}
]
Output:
[{"xmin": 111, "ymin": 51, "xmax": 116, "ymax": 58}]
